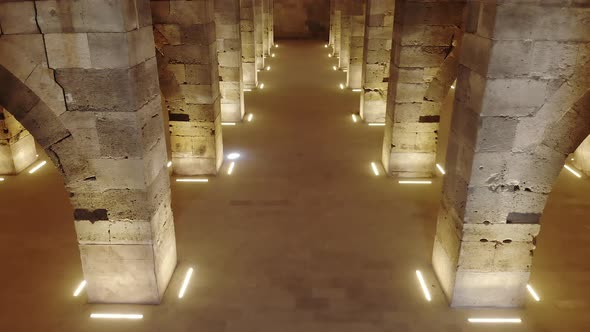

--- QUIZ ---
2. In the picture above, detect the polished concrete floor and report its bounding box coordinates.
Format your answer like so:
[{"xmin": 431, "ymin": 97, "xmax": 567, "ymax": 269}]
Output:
[{"xmin": 1, "ymin": 40, "xmax": 590, "ymax": 331}]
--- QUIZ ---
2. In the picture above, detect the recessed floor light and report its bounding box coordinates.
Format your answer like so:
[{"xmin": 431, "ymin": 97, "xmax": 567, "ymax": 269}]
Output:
[
  {"xmin": 271, "ymin": 53, "xmax": 276, "ymax": 57},
  {"xmin": 371, "ymin": 162, "xmax": 380, "ymax": 176},
  {"xmin": 468, "ymin": 318, "xmax": 522, "ymax": 324},
  {"xmin": 324, "ymin": 44, "xmax": 328, "ymax": 48},
  {"xmin": 167, "ymin": 161, "xmax": 172, "ymax": 168},
  {"xmin": 247, "ymin": 113, "xmax": 254, "ymax": 122},
  {"xmin": 275, "ymin": 44, "xmax": 279, "ymax": 48},
  {"xmin": 28, "ymin": 160, "xmax": 47, "ymax": 174},
  {"xmin": 227, "ymin": 153, "xmax": 241, "ymax": 160},
  {"xmin": 333, "ymin": 65, "xmax": 337, "ymax": 71},
  {"xmin": 399, "ymin": 180, "xmax": 432, "ymax": 185},
  {"xmin": 259, "ymin": 83, "xmax": 265, "ymax": 89},
  {"xmin": 0, "ymin": 178, "xmax": 4, "ymax": 182},
  {"xmin": 178, "ymin": 267, "xmax": 194, "ymax": 299},
  {"xmin": 90, "ymin": 313, "xmax": 143, "ymax": 320},
  {"xmin": 527, "ymin": 284, "xmax": 541, "ymax": 302},
  {"xmin": 339, "ymin": 83, "xmax": 345, "ymax": 89},
  {"xmin": 352, "ymin": 88, "xmax": 362, "ymax": 92},
  {"xmin": 227, "ymin": 161, "xmax": 236, "ymax": 175},
  {"xmin": 352, "ymin": 114, "xmax": 358, "ymax": 123},
  {"xmin": 73, "ymin": 280, "xmax": 87, "ymax": 297},
  {"xmin": 329, "ymin": 53, "xmax": 333, "ymax": 58},
  {"xmin": 266, "ymin": 66, "xmax": 271, "ymax": 71},
  {"xmin": 244, "ymin": 88, "xmax": 252, "ymax": 92},
  {"xmin": 436, "ymin": 163, "xmax": 445, "ymax": 175},
  {"xmin": 415, "ymin": 270, "xmax": 432, "ymax": 301},
  {"xmin": 176, "ymin": 178, "xmax": 209, "ymax": 183},
  {"xmin": 564, "ymin": 164, "xmax": 582, "ymax": 178},
  {"xmin": 368, "ymin": 123, "xmax": 385, "ymax": 126},
  {"xmin": 222, "ymin": 122, "xmax": 237, "ymax": 126}
]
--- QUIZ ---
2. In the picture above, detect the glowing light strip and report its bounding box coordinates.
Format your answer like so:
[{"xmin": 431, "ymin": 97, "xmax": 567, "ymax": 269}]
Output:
[
  {"xmin": 275, "ymin": 44, "xmax": 279, "ymax": 48},
  {"xmin": 227, "ymin": 153, "xmax": 240, "ymax": 160},
  {"xmin": 371, "ymin": 162, "xmax": 380, "ymax": 176},
  {"xmin": 339, "ymin": 83, "xmax": 345, "ymax": 90},
  {"xmin": 0, "ymin": 178, "xmax": 4, "ymax": 182},
  {"xmin": 325, "ymin": 44, "xmax": 328, "ymax": 48},
  {"xmin": 399, "ymin": 180, "xmax": 432, "ymax": 185},
  {"xmin": 176, "ymin": 178, "xmax": 209, "ymax": 183},
  {"xmin": 333, "ymin": 65, "xmax": 337, "ymax": 71},
  {"xmin": 352, "ymin": 114, "xmax": 358, "ymax": 123},
  {"xmin": 167, "ymin": 161, "xmax": 172, "ymax": 168},
  {"xmin": 259, "ymin": 83, "xmax": 265, "ymax": 89},
  {"xmin": 271, "ymin": 53, "xmax": 276, "ymax": 57},
  {"xmin": 222, "ymin": 122, "xmax": 237, "ymax": 126},
  {"xmin": 564, "ymin": 164, "xmax": 582, "ymax": 178},
  {"xmin": 527, "ymin": 284, "xmax": 540, "ymax": 302},
  {"xmin": 178, "ymin": 267, "xmax": 194, "ymax": 298},
  {"xmin": 28, "ymin": 160, "xmax": 47, "ymax": 174},
  {"xmin": 266, "ymin": 66, "xmax": 271, "ymax": 71},
  {"xmin": 468, "ymin": 318, "xmax": 522, "ymax": 324},
  {"xmin": 227, "ymin": 161, "xmax": 236, "ymax": 175},
  {"xmin": 73, "ymin": 280, "xmax": 87, "ymax": 297},
  {"xmin": 415, "ymin": 270, "xmax": 432, "ymax": 302},
  {"xmin": 90, "ymin": 313, "xmax": 143, "ymax": 320},
  {"xmin": 244, "ymin": 88, "xmax": 252, "ymax": 92},
  {"xmin": 247, "ymin": 113, "xmax": 254, "ymax": 122},
  {"xmin": 329, "ymin": 54, "xmax": 333, "ymax": 58},
  {"xmin": 368, "ymin": 123, "xmax": 385, "ymax": 126},
  {"xmin": 352, "ymin": 88, "xmax": 362, "ymax": 92},
  {"xmin": 436, "ymin": 163, "xmax": 446, "ymax": 175}
]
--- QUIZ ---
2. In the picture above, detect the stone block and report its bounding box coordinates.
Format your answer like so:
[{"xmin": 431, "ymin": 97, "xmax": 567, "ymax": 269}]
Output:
[
  {"xmin": 451, "ymin": 270, "xmax": 529, "ymax": 307},
  {"xmin": 488, "ymin": 40, "xmax": 533, "ymax": 78},
  {"xmin": 80, "ymin": 244, "xmax": 161, "ymax": 303},
  {"xmin": 0, "ymin": 2, "xmax": 39, "ymax": 35},
  {"xmin": 0, "ymin": 34, "xmax": 47, "ymax": 81},
  {"xmin": 45, "ymin": 33, "xmax": 92, "ymax": 69},
  {"xmin": 389, "ymin": 151, "xmax": 436, "ymax": 178},
  {"xmin": 481, "ymin": 78, "xmax": 548, "ymax": 117},
  {"xmin": 75, "ymin": 219, "xmax": 152, "ymax": 245},
  {"xmin": 476, "ymin": 117, "xmax": 518, "ymax": 152}
]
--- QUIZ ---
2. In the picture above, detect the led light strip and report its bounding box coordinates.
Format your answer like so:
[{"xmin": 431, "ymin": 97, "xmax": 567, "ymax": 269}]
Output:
[
  {"xmin": 90, "ymin": 313, "xmax": 143, "ymax": 320},
  {"xmin": 527, "ymin": 284, "xmax": 540, "ymax": 302},
  {"xmin": 324, "ymin": 44, "xmax": 328, "ymax": 48},
  {"xmin": 415, "ymin": 270, "xmax": 432, "ymax": 302},
  {"xmin": 28, "ymin": 160, "xmax": 47, "ymax": 174},
  {"xmin": 351, "ymin": 114, "xmax": 358, "ymax": 123},
  {"xmin": 247, "ymin": 113, "xmax": 254, "ymax": 122},
  {"xmin": 371, "ymin": 162, "xmax": 380, "ymax": 176},
  {"xmin": 271, "ymin": 53, "xmax": 276, "ymax": 57},
  {"xmin": 244, "ymin": 88, "xmax": 253, "ymax": 92},
  {"xmin": 167, "ymin": 161, "xmax": 172, "ymax": 168},
  {"xmin": 564, "ymin": 164, "xmax": 582, "ymax": 178},
  {"xmin": 352, "ymin": 88, "xmax": 362, "ymax": 92},
  {"xmin": 227, "ymin": 161, "xmax": 236, "ymax": 175},
  {"xmin": 176, "ymin": 178, "xmax": 209, "ymax": 183},
  {"xmin": 0, "ymin": 178, "xmax": 5, "ymax": 182},
  {"xmin": 333, "ymin": 65, "xmax": 337, "ymax": 71},
  {"xmin": 178, "ymin": 267, "xmax": 194, "ymax": 298},
  {"xmin": 436, "ymin": 163, "xmax": 445, "ymax": 175},
  {"xmin": 468, "ymin": 318, "xmax": 522, "ymax": 324},
  {"xmin": 73, "ymin": 280, "xmax": 87, "ymax": 297},
  {"xmin": 266, "ymin": 66, "xmax": 271, "ymax": 71},
  {"xmin": 368, "ymin": 123, "xmax": 385, "ymax": 126},
  {"xmin": 259, "ymin": 83, "xmax": 265, "ymax": 89},
  {"xmin": 339, "ymin": 83, "xmax": 345, "ymax": 90},
  {"xmin": 399, "ymin": 180, "xmax": 432, "ymax": 185},
  {"xmin": 222, "ymin": 122, "xmax": 237, "ymax": 126}
]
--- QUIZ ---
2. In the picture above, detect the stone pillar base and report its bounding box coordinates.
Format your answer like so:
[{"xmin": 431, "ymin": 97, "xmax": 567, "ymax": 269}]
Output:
[
  {"xmin": 347, "ymin": 64, "xmax": 362, "ymax": 89},
  {"xmin": 388, "ymin": 151, "xmax": 435, "ymax": 178},
  {"xmin": 172, "ymin": 156, "xmax": 218, "ymax": 176},
  {"xmin": 243, "ymin": 63, "xmax": 258, "ymax": 89}
]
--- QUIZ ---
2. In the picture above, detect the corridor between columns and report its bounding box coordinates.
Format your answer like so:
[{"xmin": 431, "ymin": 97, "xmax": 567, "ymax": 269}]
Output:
[{"xmin": 2, "ymin": 38, "xmax": 590, "ymax": 331}]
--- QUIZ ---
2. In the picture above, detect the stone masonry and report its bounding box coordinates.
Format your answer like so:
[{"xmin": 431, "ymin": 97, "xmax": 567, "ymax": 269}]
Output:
[
  {"xmin": 0, "ymin": 0, "xmax": 178, "ymax": 304},
  {"xmin": 359, "ymin": 0, "xmax": 395, "ymax": 122},
  {"xmin": 240, "ymin": 0, "xmax": 259, "ymax": 88},
  {"xmin": 382, "ymin": 0, "xmax": 465, "ymax": 177},
  {"xmin": 254, "ymin": 0, "xmax": 265, "ymax": 71},
  {"xmin": 152, "ymin": 0, "xmax": 224, "ymax": 175},
  {"xmin": 432, "ymin": 1, "xmax": 590, "ymax": 307},
  {"xmin": 0, "ymin": 107, "xmax": 37, "ymax": 175},
  {"xmin": 332, "ymin": 0, "xmax": 342, "ymax": 57},
  {"xmin": 338, "ymin": 0, "xmax": 351, "ymax": 72},
  {"xmin": 347, "ymin": 0, "xmax": 366, "ymax": 89},
  {"xmin": 215, "ymin": 0, "xmax": 245, "ymax": 122}
]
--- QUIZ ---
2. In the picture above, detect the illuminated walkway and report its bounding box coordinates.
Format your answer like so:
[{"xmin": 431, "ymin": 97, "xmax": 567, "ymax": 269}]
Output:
[{"xmin": 1, "ymin": 40, "xmax": 590, "ymax": 331}]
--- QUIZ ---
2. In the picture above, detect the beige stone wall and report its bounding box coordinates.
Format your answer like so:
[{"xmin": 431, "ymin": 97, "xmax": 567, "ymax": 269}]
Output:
[
  {"xmin": 240, "ymin": 0, "xmax": 259, "ymax": 88},
  {"xmin": 274, "ymin": 0, "xmax": 330, "ymax": 39},
  {"xmin": 0, "ymin": 107, "xmax": 37, "ymax": 174},
  {"xmin": 347, "ymin": 0, "xmax": 366, "ymax": 89},
  {"xmin": 432, "ymin": 1, "xmax": 590, "ymax": 307},
  {"xmin": 0, "ymin": 0, "xmax": 177, "ymax": 304},
  {"xmin": 152, "ymin": 0, "xmax": 224, "ymax": 175}
]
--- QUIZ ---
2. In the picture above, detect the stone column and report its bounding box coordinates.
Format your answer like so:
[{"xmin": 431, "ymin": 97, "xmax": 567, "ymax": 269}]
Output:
[
  {"xmin": 347, "ymin": 0, "xmax": 366, "ymax": 89},
  {"xmin": 432, "ymin": 1, "xmax": 590, "ymax": 307},
  {"xmin": 382, "ymin": 0, "xmax": 465, "ymax": 177},
  {"xmin": 359, "ymin": 0, "xmax": 395, "ymax": 122},
  {"xmin": 253, "ymin": 0, "xmax": 265, "ymax": 71},
  {"xmin": 240, "ymin": 0, "xmax": 258, "ymax": 88},
  {"xmin": 333, "ymin": 0, "xmax": 342, "ymax": 57},
  {"xmin": 268, "ymin": 0, "xmax": 274, "ymax": 50},
  {"xmin": 0, "ymin": 108, "xmax": 37, "ymax": 175},
  {"xmin": 339, "ymin": 0, "xmax": 351, "ymax": 72},
  {"xmin": 152, "ymin": 0, "xmax": 224, "ymax": 175},
  {"xmin": 263, "ymin": 0, "xmax": 271, "ymax": 56},
  {"xmin": 329, "ymin": 0, "xmax": 335, "ymax": 47},
  {"xmin": 30, "ymin": 0, "xmax": 177, "ymax": 303},
  {"xmin": 215, "ymin": 0, "xmax": 245, "ymax": 122}
]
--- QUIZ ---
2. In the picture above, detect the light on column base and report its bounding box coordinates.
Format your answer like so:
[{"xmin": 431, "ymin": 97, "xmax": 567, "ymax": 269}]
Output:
[
  {"xmin": 28, "ymin": 160, "xmax": 47, "ymax": 174},
  {"xmin": 227, "ymin": 161, "xmax": 236, "ymax": 175},
  {"xmin": 436, "ymin": 163, "xmax": 445, "ymax": 175},
  {"xmin": 329, "ymin": 53, "xmax": 333, "ymax": 58},
  {"xmin": 415, "ymin": 270, "xmax": 432, "ymax": 302},
  {"xmin": 73, "ymin": 280, "xmax": 87, "ymax": 297},
  {"xmin": 527, "ymin": 284, "xmax": 541, "ymax": 302},
  {"xmin": 399, "ymin": 180, "xmax": 432, "ymax": 185},
  {"xmin": 468, "ymin": 318, "xmax": 522, "ymax": 324},
  {"xmin": 0, "ymin": 178, "xmax": 4, "ymax": 182},
  {"xmin": 351, "ymin": 114, "xmax": 358, "ymax": 123},
  {"xmin": 368, "ymin": 123, "xmax": 385, "ymax": 127},
  {"xmin": 370, "ymin": 162, "xmax": 380, "ymax": 176},
  {"xmin": 333, "ymin": 65, "xmax": 337, "ymax": 71},
  {"xmin": 352, "ymin": 88, "xmax": 362, "ymax": 92},
  {"xmin": 324, "ymin": 44, "xmax": 328, "ymax": 48},
  {"xmin": 178, "ymin": 267, "xmax": 194, "ymax": 299},
  {"xmin": 90, "ymin": 313, "xmax": 143, "ymax": 320},
  {"xmin": 247, "ymin": 113, "xmax": 254, "ymax": 122},
  {"xmin": 564, "ymin": 164, "xmax": 582, "ymax": 178},
  {"xmin": 339, "ymin": 83, "xmax": 345, "ymax": 90},
  {"xmin": 167, "ymin": 161, "xmax": 172, "ymax": 168},
  {"xmin": 266, "ymin": 66, "xmax": 271, "ymax": 71},
  {"xmin": 271, "ymin": 53, "xmax": 276, "ymax": 57},
  {"xmin": 259, "ymin": 83, "xmax": 265, "ymax": 89},
  {"xmin": 222, "ymin": 122, "xmax": 237, "ymax": 126},
  {"xmin": 176, "ymin": 178, "xmax": 209, "ymax": 183}
]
